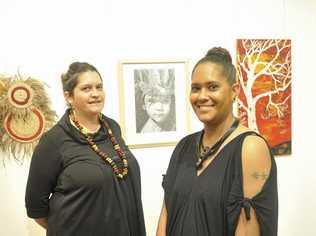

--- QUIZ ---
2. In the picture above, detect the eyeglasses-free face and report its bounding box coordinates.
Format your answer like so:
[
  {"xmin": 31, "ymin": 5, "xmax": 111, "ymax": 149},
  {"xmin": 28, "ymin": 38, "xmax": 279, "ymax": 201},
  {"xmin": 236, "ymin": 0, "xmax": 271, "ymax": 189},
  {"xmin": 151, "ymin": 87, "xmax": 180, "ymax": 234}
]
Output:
[
  {"xmin": 65, "ymin": 71, "xmax": 105, "ymax": 118},
  {"xmin": 190, "ymin": 62, "xmax": 238, "ymax": 125},
  {"xmin": 143, "ymin": 94, "xmax": 172, "ymax": 124}
]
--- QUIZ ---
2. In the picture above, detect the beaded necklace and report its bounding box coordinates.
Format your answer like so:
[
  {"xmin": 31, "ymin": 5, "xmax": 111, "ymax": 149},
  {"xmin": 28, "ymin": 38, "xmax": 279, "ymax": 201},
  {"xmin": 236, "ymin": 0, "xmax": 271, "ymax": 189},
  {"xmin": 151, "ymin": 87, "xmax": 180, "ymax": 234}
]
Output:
[{"xmin": 69, "ymin": 110, "xmax": 128, "ymax": 179}]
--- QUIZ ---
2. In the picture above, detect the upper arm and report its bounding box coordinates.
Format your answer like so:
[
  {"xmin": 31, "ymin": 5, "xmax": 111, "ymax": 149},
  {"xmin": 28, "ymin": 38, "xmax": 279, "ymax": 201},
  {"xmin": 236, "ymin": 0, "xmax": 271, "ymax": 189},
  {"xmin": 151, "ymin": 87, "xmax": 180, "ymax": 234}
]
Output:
[
  {"xmin": 235, "ymin": 135, "xmax": 272, "ymax": 236},
  {"xmin": 234, "ymin": 134, "xmax": 277, "ymax": 235},
  {"xmin": 241, "ymin": 135, "xmax": 271, "ymax": 198},
  {"xmin": 25, "ymin": 132, "xmax": 61, "ymax": 218}
]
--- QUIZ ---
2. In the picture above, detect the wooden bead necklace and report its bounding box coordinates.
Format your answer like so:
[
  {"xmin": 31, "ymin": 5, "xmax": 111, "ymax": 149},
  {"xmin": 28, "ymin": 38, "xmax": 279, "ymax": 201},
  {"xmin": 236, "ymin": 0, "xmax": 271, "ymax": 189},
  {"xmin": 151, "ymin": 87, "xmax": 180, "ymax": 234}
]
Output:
[{"xmin": 69, "ymin": 110, "xmax": 128, "ymax": 179}]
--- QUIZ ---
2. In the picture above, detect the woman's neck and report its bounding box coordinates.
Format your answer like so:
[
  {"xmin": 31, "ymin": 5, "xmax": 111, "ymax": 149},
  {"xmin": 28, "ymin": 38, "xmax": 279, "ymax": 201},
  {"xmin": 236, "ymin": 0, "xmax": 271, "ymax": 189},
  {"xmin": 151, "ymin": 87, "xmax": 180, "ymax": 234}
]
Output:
[
  {"xmin": 202, "ymin": 115, "xmax": 235, "ymax": 147},
  {"xmin": 72, "ymin": 110, "xmax": 100, "ymax": 132}
]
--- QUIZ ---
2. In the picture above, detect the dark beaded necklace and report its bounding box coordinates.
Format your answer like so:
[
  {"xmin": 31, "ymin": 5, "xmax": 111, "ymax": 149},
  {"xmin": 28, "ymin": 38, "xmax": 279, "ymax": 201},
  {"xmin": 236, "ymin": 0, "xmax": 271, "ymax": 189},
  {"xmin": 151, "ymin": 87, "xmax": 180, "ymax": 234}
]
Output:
[
  {"xmin": 69, "ymin": 110, "xmax": 128, "ymax": 179},
  {"xmin": 196, "ymin": 119, "xmax": 239, "ymax": 170}
]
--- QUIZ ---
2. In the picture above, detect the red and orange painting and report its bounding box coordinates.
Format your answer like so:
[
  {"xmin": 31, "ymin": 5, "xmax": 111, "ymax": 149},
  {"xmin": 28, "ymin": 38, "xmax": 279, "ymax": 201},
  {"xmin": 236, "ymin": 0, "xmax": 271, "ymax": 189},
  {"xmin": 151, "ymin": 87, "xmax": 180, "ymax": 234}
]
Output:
[{"xmin": 236, "ymin": 39, "xmax": 291, "ymax": 155}]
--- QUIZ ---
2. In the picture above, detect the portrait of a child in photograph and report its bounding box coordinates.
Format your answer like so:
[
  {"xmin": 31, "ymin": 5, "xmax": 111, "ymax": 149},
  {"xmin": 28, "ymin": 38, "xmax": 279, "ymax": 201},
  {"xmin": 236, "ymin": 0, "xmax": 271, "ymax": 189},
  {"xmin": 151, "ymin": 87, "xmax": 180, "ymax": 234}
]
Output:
[{"xmin": 134, "ymin": 68, "xmax": 176, "ymax": 133}]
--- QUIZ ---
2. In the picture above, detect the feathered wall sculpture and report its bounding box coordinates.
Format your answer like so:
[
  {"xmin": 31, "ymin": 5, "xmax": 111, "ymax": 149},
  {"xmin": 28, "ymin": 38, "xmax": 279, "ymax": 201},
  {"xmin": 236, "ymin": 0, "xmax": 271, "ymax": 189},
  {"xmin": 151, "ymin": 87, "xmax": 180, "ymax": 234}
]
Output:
[{"xmin": 0, "ymin": 73, "xmax": 57, "ymax": 164}]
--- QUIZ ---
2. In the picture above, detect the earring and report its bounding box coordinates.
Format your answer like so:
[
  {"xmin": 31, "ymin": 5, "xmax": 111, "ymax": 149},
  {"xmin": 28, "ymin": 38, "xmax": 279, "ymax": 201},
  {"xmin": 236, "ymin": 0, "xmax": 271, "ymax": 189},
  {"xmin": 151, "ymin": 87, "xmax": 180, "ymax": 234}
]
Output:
[
  {"xmin": 67, "ymin": 100, "xmax": 72, "ymax": 108},
  {"xmin": 99, "ymin": 112, "xmax": 103, "ymax": 121}
]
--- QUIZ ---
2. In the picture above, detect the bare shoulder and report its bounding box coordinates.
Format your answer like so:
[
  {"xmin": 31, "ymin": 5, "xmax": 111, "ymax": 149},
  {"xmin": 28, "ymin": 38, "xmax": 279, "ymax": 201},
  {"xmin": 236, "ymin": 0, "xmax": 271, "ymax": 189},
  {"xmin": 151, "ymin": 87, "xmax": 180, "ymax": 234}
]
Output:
[
  {"xmin": 242, "ymin": 134, "xmax": 272, "ymax": 183},
  {"xmin": 227, "ymin": 124, "xmax": 251, "ymax": 142},
  {"xmin": 241, "ymin": 132, "xmax": 272, "ymax": 196},
  {"xmin": 243, "ymin": 134, "xmax": 271, "ymax": 162},
  {"xmin": 237, "ymin": 124, "xmax": 270, "ymax": 158},
  {"xmin": 237, "ymin": 124, "xmax": 252, "ymax": 133}
]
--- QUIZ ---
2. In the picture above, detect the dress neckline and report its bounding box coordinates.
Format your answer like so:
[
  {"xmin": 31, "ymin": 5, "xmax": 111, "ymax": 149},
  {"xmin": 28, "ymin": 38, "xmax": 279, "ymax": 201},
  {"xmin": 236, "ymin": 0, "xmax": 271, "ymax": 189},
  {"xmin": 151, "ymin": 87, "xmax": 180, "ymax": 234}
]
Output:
[{"xmin": 195, "ymin": 130, "xmax": 257, "ymax": 177}]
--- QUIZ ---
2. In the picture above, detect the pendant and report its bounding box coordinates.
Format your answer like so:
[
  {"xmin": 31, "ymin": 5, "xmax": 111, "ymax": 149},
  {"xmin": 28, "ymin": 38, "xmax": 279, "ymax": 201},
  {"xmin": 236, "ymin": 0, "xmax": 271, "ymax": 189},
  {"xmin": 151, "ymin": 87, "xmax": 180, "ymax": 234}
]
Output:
[{"xmin": 196, "ymin": 157, "xmax": 203, "ymax": 169}]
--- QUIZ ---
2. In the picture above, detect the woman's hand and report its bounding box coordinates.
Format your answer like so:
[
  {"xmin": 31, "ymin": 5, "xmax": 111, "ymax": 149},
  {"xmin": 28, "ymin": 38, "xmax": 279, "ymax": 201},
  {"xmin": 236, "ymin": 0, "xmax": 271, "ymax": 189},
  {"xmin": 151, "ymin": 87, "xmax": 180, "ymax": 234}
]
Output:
[{"xmin": 34, "ymin": 217, "xmax": 48, "ymax": 229}]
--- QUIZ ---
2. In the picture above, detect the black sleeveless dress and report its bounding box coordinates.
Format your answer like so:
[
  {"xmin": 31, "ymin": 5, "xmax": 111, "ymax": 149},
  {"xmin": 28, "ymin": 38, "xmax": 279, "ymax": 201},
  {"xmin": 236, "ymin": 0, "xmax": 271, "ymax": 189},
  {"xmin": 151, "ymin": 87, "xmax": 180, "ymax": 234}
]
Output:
[{"xmin": 163, "ymin": 131, "xmax": 278, "ymax": 236}]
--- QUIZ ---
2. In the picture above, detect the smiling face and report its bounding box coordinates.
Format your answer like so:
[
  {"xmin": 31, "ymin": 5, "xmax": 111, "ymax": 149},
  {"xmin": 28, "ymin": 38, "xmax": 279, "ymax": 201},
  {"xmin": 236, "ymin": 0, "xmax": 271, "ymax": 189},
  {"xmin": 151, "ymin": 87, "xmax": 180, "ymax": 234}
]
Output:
[
  {"xmin": 190, "ymin": 62, "xmax": 238, "ymax": 125},
  {"xmin": 65, "ymin": 71, "xmax": 105, "ymax": 118}
]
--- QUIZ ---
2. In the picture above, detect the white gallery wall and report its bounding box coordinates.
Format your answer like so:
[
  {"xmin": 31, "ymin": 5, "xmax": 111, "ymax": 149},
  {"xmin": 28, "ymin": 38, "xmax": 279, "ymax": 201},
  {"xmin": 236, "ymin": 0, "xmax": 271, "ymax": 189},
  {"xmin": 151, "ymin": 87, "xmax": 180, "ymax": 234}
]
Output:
[{"xmin": 0, "ymin": 0, "xmax": 316, "ymax": 235}]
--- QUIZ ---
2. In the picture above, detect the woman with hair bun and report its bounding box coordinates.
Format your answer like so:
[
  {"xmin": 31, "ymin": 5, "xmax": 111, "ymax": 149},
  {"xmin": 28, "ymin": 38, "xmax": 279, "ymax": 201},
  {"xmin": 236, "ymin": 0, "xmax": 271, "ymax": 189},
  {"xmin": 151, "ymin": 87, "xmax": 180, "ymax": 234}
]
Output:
[
  {"xmin": 25, "ymin": 62, "xmax": 146, "ymax": 236},
  {"xmin": 157, "ymin": 47, "xmax": 278, "ymax": 236}
]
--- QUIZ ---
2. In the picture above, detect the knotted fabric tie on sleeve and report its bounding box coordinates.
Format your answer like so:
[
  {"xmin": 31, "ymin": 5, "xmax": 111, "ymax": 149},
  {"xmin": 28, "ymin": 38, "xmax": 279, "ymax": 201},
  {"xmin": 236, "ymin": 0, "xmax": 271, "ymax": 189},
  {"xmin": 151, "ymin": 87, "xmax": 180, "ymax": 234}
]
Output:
[{"xmin": 241, "ymin": 198, "xmax": 254, "ymax": 221}]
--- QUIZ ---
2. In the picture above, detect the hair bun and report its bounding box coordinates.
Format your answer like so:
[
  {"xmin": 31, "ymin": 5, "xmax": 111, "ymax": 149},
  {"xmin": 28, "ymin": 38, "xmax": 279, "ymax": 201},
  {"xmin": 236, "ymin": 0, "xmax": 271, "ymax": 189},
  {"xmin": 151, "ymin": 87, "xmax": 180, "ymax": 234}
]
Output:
[{"xmin": 206, "ymin": 47, "xmax": 232, "ymax": 64}]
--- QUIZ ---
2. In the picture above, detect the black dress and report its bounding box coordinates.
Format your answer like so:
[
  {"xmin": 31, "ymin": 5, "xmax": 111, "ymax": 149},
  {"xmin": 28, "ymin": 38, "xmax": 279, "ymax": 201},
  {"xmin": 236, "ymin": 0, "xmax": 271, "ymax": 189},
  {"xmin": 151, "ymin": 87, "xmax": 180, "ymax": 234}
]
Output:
[
  {"xmin": 25, "ymin": 111, "xmax": 146, "ymax": 236},
  {"xmin": 163, "ymin": 131, "xmax": 278, "ymax": 236}
]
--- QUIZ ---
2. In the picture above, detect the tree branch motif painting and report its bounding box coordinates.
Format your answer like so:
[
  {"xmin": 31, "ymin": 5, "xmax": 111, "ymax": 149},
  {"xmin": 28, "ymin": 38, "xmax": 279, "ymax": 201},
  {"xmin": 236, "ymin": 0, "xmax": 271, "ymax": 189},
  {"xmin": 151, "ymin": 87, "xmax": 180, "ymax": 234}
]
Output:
[{"xmin": 236, "ymin": 39, "xmax": 291, "ymax": 155}]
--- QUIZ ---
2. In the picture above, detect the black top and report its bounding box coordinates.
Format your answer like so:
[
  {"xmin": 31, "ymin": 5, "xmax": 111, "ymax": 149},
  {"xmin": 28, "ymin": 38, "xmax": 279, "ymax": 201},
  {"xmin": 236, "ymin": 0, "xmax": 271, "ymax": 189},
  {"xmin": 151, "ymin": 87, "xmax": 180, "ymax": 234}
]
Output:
[
  {"xmin": 25, "ymin": 110, "xmax": 146, "ymax": 236},
  {"xmin": 163, "ymin": 131, "xmax": 278, "ymax": 236}
]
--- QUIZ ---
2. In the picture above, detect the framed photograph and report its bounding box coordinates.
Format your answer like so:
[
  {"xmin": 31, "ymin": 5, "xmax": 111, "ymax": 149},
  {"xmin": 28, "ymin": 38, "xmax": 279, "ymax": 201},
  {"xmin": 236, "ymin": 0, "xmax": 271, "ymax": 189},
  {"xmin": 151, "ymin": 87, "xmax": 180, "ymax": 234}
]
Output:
[{"xmin": 118, "ymin": 60, "xmax": 190, "ymax": 148}]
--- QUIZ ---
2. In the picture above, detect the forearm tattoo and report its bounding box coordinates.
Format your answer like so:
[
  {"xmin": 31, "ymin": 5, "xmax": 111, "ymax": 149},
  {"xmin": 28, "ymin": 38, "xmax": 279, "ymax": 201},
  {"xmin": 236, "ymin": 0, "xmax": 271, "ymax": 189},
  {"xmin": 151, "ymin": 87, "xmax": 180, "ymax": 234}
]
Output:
[{"xmin": 251, "ymin": 172, "xmax": 269, "ymax": 180}]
